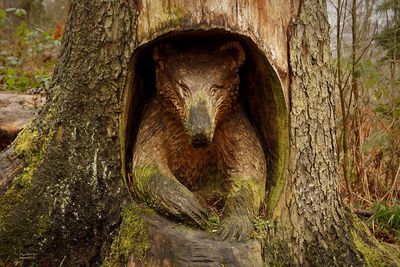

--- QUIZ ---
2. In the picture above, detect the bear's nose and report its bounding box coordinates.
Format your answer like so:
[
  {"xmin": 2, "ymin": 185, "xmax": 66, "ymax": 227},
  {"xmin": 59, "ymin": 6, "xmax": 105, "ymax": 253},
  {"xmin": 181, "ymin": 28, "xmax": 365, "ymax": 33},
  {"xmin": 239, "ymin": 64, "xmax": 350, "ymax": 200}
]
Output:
[
  {"xmin": 192, "ymin": 133, "xmax": 209, "ymax": 147},
  {"xmin": 188, "ymin": 103, "xmax": 212, "ymax": 147}
]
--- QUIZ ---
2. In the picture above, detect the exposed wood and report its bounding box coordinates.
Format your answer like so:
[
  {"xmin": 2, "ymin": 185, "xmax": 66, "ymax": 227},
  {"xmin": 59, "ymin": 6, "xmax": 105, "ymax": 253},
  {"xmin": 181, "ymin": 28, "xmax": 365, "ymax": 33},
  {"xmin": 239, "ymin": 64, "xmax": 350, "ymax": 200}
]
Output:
[
  {"xmin": 134, "ymin": 0, "xmax": 292, "ymax": 104},
  {"xmin": 130, "ymin": 213, "xmax": 262, "ymax": 267},
  {"xmin": 0, "ymin": 92, "xmax": 44, "ymax": 151},
  {"xmin": 130, "ymin": 42, "xmax": 267, "ymax": 241}
]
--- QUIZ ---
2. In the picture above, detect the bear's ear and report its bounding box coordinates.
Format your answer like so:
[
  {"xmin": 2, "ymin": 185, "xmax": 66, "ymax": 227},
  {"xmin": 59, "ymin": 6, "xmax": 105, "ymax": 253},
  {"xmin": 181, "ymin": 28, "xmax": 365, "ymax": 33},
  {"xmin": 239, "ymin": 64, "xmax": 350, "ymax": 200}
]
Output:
[{"xmin": 218, "ymin": 41, "xmax": 245, "ymax": 67}]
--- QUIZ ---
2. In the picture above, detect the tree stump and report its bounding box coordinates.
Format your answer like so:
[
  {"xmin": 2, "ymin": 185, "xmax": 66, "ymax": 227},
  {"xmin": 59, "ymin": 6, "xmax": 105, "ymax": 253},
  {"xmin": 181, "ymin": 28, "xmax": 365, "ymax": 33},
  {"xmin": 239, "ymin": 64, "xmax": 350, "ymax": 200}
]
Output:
[{"xmin": 0, "ymin": 1, "xmax": 399, "ymax": 266}]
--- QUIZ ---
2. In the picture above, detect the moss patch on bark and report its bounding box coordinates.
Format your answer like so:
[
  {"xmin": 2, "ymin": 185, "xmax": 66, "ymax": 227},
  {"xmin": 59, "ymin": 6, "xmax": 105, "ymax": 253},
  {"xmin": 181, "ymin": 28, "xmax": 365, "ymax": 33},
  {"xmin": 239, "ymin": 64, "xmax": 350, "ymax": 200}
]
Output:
[
  {"xmin": 352, "ymin": 216, "xmax": 400, "ymax": 266},
  {"xmin": 12, "ymin": 127, "xmax": 54, "ymax": 187},
  {"xmin": 102, "ymin": 202, "xmax": 151, "ymax": 266},
  {"xmin": 0, "ymin": 185, "xmax": 52, "ymax": 264},
  {"xmin": 0, "ymin": 91, "xmax": 60, "ymax": 264},
  {"xmin": 265, "ymin": 73, "xmax": 289, "ymax": 218}
]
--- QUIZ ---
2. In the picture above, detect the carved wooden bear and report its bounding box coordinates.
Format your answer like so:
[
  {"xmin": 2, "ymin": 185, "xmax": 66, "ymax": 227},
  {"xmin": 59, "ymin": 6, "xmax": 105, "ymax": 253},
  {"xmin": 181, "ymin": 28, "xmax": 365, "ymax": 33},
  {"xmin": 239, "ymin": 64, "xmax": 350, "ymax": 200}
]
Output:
[{"xmin": 130, "ymin": 41, "xmax": 266, "ymax": 241}]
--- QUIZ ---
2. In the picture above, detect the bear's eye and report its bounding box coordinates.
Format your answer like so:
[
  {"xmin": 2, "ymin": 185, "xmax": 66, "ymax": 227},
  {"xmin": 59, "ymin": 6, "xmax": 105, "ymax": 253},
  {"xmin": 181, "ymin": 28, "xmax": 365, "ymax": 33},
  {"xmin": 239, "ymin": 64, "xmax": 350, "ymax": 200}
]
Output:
[
  {"xmin": 178, "ymin": 87, "xmax": 189, "ymax": 98},
  {"xmin": 177, "ymin": 81, "xmax": 189, "ymax": 98},
  {"xmin": 211, "ymin": 85, "xmax": 223, "ymax": 96}
]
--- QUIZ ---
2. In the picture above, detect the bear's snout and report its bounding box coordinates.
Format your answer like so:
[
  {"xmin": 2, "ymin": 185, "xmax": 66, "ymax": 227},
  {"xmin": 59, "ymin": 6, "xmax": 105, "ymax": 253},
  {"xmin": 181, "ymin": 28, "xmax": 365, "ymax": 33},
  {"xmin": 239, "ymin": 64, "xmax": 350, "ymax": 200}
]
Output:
[{"xmin": 187, "ymin": 102, "xmax": 214, "ymax": 147}]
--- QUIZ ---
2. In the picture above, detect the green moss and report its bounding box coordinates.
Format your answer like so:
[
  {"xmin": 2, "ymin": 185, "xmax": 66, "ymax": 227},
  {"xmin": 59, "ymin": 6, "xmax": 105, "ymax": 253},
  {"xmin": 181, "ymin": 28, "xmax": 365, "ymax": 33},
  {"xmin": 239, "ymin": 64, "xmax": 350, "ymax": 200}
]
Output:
[
  {"xmin": 0, "ymin": 123, "xmax": 54, "ymax": 261},
  {"xmin": 0, "ymin": 186, "xmax": 51, "ymax": 262},
  {"xmin": 131, "ymin": 166, "xmax": 159, "ymax": 198},
  {"xmin": 0, "ymin": 188, "xmax": 22, "ymax": 232},
  {"xmin": 160, "ymin": 3, "xmax": 185, "ymax": 23},
  {"xmin": 12, "ymin": 96, "xmax": 58, "ymax": 187},
  {"xmin": 131, "ymin": 166, "xmax": 173, "ymax": 211},
  {"xmin": 119, "ymin": 204, "xmax": 151, "ymax": 259},
  {"xmin": 170, "ymin": 6, "xmax": 184, "ymax": 20},
  {"xmin": 352, "ymin": 216, "xmax": 400, "ymax": 266},
  {"xmin": 0, "ymin": 93, "xmax": 59, "ymax": 263},
  {"xmin": 266, "ymin": 74, "xmax": 289, "ymax": 217},
  {"xmin": 227, "ymin": 178, "xmax": 265, "ymax": 211},
  {"xmin": 119, "ymin": 96, "xmax": 130, "ymax": 189},
  {"xmin": 13, "ymin": 127, "xmax": 53, "ymax": 187},
  {"xmin": 102, "ymin": 203, "xmax": 151, "ymax": 266}
]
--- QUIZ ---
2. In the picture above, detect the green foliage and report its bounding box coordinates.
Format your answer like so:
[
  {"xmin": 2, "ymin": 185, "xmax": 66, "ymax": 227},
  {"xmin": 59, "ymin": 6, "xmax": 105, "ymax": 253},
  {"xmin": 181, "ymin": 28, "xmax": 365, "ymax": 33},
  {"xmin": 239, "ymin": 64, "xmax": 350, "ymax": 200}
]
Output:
[
  {"xmin": 249, "ymin": 216, "xmax": 272, "ymax": 239},
  {"xmin": 375, "ymin": 96, "xmax": 400, "ymax": 121},
  {"xmin": 14, "ymin": 9, "xmax": 27, "ymax": 18},
  {"xmin": 0, "ymin": 9, "xmax": 6, "ymax": 27},
  {"xmin": 361, "ymin": 202, "xmax": 400, "ymax": 245},
  {"xmin": 362, "ymin": 131, "xmax": 391, "ymax": 154},
  {"xmin": 375, "ymin": 0, "xmax": 400, "ymax": 57},
  {"xmin": 208, "ymin": 213, "xmax": 220, "ymax": 226},
  {"xmin": 3, "ymin": 67, "xmax": 30, "ymax": 90},
  {"xmin": 371, "ymin": 202, "xmax": 400, "ymax": 232},
  {"xmin": 205, "ymin": 213, "xmax": 220, "ymax": 235},
  {"xmin": 0, "ymin": 7, "xmax": 60, "ymax": 92}
]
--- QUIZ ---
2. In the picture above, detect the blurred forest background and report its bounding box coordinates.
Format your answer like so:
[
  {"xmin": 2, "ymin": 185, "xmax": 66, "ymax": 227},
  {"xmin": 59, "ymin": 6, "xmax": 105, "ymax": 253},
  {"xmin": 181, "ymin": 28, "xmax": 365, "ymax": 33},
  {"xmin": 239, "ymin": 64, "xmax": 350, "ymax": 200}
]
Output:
[{"xmin": 0, "ymin": 0, "xmax": 399, "ymax": 244}]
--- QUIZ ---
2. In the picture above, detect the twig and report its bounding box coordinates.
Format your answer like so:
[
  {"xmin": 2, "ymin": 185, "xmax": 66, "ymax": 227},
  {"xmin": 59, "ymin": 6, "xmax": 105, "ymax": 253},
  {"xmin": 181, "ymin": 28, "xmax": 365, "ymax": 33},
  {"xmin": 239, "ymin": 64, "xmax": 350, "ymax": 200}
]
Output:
[
  {"xmin": 59, "ymin": 256, "xmax": 66, "ymax": 267},
  {"xmin": 353, "ymin": 192, "xmax": 373, "ymax": 205},
  {"xmin": 353, "ymin": 209, "xmax": 373, "ymax": 217},
  {"xmin": 6, "ymin": 9, "xmax": 47, "ymax": 33}
]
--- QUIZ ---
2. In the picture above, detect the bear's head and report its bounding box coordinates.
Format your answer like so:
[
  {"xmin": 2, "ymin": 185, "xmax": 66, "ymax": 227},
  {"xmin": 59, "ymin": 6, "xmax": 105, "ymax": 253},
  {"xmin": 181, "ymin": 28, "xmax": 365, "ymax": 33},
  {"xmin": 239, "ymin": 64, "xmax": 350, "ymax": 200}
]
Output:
[{"xmin": 153, "ymin": 41, "xmax": 245, "ymax": 147}]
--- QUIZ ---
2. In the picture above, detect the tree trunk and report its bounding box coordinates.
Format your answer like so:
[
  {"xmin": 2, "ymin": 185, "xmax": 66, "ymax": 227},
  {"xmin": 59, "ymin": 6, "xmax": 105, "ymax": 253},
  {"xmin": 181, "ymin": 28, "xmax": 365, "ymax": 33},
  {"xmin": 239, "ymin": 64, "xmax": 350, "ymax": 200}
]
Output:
[
  {"xmin": 0, "ymin": 0, "xmax": 399, "ymax": 266},
  {"xmin": 335, "ymin": 0, "xmax": 353, "ymax": 204},
  {"xmin": 351, "ymin": 0, "xmax": 364, "ymax": 194}
]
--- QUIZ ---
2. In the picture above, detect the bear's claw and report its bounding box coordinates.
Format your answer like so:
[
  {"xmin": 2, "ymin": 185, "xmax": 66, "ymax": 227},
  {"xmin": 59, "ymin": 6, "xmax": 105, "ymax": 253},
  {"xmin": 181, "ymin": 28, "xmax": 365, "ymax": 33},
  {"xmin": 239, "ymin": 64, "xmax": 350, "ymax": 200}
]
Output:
[
  {"xmin": 218, "ymin": 215, "xmax": 254, "ymax": 242},
  {"xmin": 157, "ymin": 180, "xmax": 209, "ymax": 228}
]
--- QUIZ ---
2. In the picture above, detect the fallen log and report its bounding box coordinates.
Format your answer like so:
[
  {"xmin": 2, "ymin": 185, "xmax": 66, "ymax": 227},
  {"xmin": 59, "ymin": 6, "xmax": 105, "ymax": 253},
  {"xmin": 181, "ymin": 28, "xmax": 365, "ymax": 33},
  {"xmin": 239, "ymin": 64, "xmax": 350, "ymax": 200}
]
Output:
[{"xmin": 0, "ymin": 92, "xmax": 44, "ymax": 151}]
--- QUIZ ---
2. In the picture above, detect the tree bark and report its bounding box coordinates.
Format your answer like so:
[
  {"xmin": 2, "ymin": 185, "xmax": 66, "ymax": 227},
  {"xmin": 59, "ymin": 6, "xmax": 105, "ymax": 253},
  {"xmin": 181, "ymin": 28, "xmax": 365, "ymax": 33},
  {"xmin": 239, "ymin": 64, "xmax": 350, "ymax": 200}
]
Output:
[
  {"xmin": 335, "ymin": 0, "xmax": 353, "ymax": 204},
  {"xmin": 0, "ymin": 0, "xmax": 399, "ymax": 266},
  {"xmin": 351, "ymin": 0, "xmax": 364, "ymax": 193},
  {"xmin": 263, "ymin": 0, "xmax": 363, "ymax": 264}
]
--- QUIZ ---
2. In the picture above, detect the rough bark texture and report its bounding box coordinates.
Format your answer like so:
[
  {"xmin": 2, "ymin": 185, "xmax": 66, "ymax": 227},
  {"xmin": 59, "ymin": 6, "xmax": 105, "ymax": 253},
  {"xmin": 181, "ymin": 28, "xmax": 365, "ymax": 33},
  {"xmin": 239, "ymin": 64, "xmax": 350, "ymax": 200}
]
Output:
[
  {"xmin": 0, "ymin": 0, "xmax": 399, "ymax": 266},
  {"xmin": 262, "ymin": 0, "xmax": 363, "ymax": 264},
  {"xmin": 262, "ymin": 0, "xmax": 400, "ymax": 266}
]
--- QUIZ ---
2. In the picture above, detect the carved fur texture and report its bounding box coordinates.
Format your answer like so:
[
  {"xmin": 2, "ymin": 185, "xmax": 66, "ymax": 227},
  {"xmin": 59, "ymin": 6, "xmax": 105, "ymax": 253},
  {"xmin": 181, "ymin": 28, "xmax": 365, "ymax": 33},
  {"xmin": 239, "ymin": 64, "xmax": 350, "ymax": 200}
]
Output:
[{"xmin": 130, "ymin": 42, "xmax": 266, "ymax": 241}]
